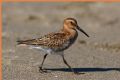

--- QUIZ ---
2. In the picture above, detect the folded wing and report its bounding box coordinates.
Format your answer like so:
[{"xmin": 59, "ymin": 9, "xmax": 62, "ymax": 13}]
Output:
[{"xmin": 17, "ymin": 32, "xmax": 70, "ymax": 49}]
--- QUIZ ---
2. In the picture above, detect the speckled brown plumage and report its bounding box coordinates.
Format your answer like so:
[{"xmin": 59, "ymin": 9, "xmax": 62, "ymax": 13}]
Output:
[
  {"xmin": 17, "ymin": 18, "xmax": 89, "ymax": 74},
  {"xmin": 17, "ymin": 32, "xmax": 71, "ymax": 49}
]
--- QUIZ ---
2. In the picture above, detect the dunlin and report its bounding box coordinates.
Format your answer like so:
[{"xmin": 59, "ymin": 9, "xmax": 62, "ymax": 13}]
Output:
[{"xmin": 17, "ymin": 18, "xmax": 89, "ymax": 74}]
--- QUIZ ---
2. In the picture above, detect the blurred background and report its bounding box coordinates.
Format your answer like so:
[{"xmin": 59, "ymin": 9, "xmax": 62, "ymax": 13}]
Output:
[{"xmin": 2, "ymin": 2, "xmax": 120, "ymax": 80}]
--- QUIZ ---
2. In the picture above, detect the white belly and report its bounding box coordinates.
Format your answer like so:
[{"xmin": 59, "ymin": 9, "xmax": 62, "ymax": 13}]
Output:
[
  {"xmin": 29, "ymin": 46, "xmax": 63, "ymax": 55},
  {"xmin": 29, "ymin": 46, "xmax": 52, "ymax": 54}
]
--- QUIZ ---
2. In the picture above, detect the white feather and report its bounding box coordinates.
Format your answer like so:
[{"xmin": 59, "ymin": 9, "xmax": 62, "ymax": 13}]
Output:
[{"xmin": 29, "ymin": 46, "xmax": 52, "ymax": 54}]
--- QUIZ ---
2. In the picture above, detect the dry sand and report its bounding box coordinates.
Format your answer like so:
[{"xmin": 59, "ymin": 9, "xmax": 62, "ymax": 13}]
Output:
[{"xmin": 2, "ymin": 2, "xmax": 120, "ymax": 80}]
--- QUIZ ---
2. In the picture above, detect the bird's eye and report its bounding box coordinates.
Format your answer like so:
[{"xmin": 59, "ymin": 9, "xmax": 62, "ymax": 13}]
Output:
[
  {"xmin": 70, "ymin": 22, "xmax": 73, "ymax": 24},
  {"xmin": 71, "ymin": 22, "xmax": 75, "ymax": 26}
]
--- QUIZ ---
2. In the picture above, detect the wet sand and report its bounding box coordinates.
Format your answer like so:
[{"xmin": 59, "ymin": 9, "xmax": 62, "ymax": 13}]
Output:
[{"xmin": 2, "ymin": 2, "xmax": 120, "ymax": 80}]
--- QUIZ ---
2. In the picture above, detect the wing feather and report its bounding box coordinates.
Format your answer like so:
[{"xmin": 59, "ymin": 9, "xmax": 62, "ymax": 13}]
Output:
[{"xmin": 17, "ymin": 32, "xmax": 70, "ymax": 48}]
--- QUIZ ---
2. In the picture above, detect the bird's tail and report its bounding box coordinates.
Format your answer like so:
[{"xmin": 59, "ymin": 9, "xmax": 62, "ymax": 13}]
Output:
[
  {"xmin": 16, "ymin": 38, "xmax": 36, "ymax": 45},
  {"xmin": 16, "ymin": 38, "xmax": 30, "ymax": 45},
  {"xmin": 17, "ymin": 40, "xmax": 25, "ymax": 45}
]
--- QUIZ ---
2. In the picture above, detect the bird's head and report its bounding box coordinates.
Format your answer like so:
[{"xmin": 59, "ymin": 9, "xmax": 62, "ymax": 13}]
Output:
[{"xmin": 64, "ymin": 18, "xmax": 89, "ymax": 37}]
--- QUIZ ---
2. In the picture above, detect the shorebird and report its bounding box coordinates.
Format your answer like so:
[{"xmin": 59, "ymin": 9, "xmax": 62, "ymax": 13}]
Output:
[{"xmin": 17, "ymin": 18, "xmax": 89, "ymax": 74}]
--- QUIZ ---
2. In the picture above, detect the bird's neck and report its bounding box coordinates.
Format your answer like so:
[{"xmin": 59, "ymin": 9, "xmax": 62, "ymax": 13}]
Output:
[{"xmin": 61, "ymin": 25, "xmax": 77, "ymax": 38}]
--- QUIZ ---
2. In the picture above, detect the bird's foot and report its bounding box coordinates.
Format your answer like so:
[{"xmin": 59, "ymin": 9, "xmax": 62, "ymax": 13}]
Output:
[
  {"xmin": 73, "ymin": 72, "xmax": 85, "ymax": 75},
  {"xmin": 39, "ymin": 67, "xmax": 48, "ymax": 73},
  {"xmin": 39, "ymin": 67, "xmax": 51, "ymax": 73}
]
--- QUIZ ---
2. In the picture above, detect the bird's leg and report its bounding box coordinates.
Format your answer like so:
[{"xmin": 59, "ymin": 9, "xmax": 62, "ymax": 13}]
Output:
[
  {"xmin": 61, "ymin": 55, "xmax": 84, "ymax": 75},
  {"xmin": 39, "ymin": 54, "xmax": 48, "ymax": 73},
  {"xmin": 61, "ymin": 55, "xmax": 75, "ymax": 73}
]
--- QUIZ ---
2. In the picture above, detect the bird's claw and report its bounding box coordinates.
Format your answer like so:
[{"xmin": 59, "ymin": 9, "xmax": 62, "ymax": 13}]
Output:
[
  {"xmin": 73, "ymin": 72, "xmax": 85, "ymax": 75},
  {"xmin": 39, "ymin": 67, "xmax": 48, "ymax": 73}
]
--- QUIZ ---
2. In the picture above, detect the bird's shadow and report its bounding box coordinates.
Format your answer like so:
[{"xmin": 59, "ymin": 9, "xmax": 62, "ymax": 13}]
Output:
[{"xmin": 45, "ymin": 67, "xmax": 120, "ymax": 73}]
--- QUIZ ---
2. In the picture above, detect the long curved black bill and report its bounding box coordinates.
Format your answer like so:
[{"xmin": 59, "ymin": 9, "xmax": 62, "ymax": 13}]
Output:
[{"xmin": 77, "ymin": 26, "xmax": 89, "ymax": 37}]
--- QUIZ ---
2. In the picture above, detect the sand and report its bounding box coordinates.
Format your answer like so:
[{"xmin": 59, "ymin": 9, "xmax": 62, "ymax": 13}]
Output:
[{"xmin": 2, "ymin": 2, "xmax": 120, "ymax": 80}]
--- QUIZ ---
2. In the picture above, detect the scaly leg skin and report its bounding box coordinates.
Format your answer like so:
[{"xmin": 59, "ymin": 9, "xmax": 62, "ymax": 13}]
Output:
[
  {"xmin": 39, "ymin": 54, "xmax": 48, "ymax": 73},
  {"xmin": 61, "ymin": 55, "xmax": 85, "ymax": 75},
  {"xmin": 39, "ymin": 66, "xmax": 48, "ymax": 73}
]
